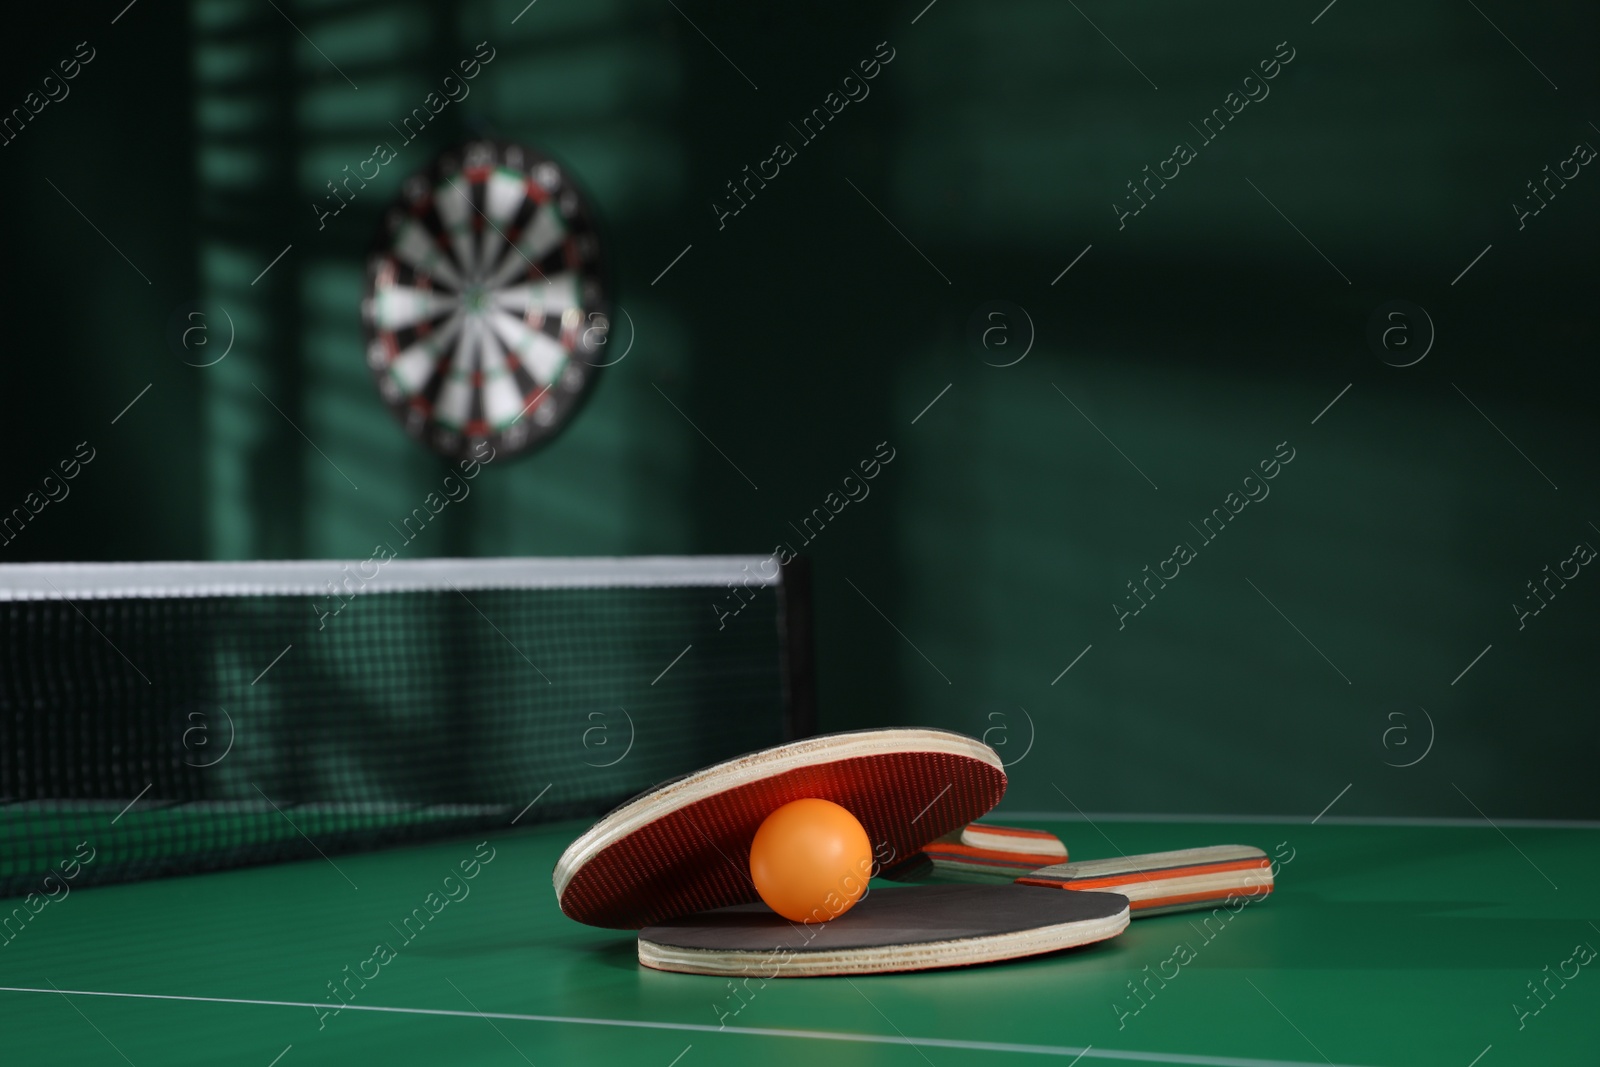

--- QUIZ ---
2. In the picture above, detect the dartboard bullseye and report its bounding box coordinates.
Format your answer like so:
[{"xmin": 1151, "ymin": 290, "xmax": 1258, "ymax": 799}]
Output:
[{"xmin": 362, "ymin": 140, "xmax": 610, "ymax": 460}]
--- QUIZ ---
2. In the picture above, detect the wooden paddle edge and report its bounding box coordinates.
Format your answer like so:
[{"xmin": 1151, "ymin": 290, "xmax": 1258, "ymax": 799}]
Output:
[
  {"xmin": 636, "ymin": 903, "xmax": 1130, "ymax": 977},
  {"xmin": 553, "ymin": 728, "xmax": 1004, "ymax": 901}
]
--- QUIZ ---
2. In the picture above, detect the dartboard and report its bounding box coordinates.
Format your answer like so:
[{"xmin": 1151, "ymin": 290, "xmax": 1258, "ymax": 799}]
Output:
[{"xmin": 362, "ymin": 141, "xmax": 609, "ymax": 460}]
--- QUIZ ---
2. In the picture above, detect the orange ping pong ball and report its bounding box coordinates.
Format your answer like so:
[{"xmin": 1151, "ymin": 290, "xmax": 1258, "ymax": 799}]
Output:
[{"xmin": 749, "ymin": 798, "xmax": 874, "ymax": 923}]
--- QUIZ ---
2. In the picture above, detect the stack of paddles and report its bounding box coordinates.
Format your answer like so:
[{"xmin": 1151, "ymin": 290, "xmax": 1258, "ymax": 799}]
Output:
[{"xmin": 553, "ymin": 728, "xmax": 1274, "ymax": 976}]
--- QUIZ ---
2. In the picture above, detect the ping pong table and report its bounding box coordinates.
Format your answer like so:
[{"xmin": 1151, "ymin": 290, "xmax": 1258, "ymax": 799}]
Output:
[{"xmin": 3, "ymin": 815, "xmax": 1592, "ymax": 1066}]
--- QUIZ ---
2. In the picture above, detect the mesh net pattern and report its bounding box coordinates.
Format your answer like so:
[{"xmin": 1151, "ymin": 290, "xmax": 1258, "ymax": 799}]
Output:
[{"xmin": 0, "ymin": 561, "xmax": 789, "ymax": 898}]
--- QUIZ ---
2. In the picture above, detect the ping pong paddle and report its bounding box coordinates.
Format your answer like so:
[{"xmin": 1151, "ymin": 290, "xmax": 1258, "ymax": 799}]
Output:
[
  {"xmin": 880, "ymin": 822, "xmax": 1067, "ymax": 882},
  {"xmin": 1018, "ymin": 844, "xmax": 1273, "ymax": 915},
  {"xmin": 961, "ymin": 821, "xmax": 1070, "ymax": 857},
  {"xmin": 638, "ymin": 883, "xmax": 1128, "ymax": 977},
  {"xmin": 554, "ymin": 727, "xmax": 1009, "ymax": 929},
  {"xmin": 554, "ymin": 728, "xmax": 1134, "ymax": 975},
  {"xmin": 887, "ymin": 824, "xmax": 1274, "ymax": 916}
]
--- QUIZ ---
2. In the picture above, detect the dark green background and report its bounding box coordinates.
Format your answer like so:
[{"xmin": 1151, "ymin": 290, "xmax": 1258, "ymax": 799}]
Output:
[{"xmin": 3, "ymin": 0, "xmax": 1597, "ymax": 818}]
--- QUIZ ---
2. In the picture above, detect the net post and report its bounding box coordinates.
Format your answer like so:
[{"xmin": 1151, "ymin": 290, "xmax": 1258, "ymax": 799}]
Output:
[{"xmin": 777, "ymin": 555, "xmax": 817, "ymax": 740}]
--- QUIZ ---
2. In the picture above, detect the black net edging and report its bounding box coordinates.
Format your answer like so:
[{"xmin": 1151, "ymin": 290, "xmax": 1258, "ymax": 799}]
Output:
[{"xmin": 0, "ymin": 556, "xmax": 810, "ymax": 898}]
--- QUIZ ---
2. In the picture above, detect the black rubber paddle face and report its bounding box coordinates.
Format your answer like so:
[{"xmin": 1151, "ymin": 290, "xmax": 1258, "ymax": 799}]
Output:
[{"xmin": 638, "ymin": 884, "xmax": 1130, "ymax": 977}]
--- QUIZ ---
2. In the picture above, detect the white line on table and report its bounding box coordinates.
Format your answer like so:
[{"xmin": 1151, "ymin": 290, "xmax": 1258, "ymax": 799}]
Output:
[{"xmin": 0, "ymin": 986, "xmax": 1374, "ymax": 1067}]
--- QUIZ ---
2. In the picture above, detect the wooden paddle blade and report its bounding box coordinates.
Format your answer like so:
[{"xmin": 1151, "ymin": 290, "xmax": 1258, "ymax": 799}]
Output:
[
  {"xmin": 555, "ymin": 728, "xmax": 1006, "ymax": 929},
  {"xmin": 638, "ymin": 883, "xmax": 1129, "ymax": 977},
  {"xmin": 1016, "ymin": 844, "xmax": 1274, "ymax": 916}
]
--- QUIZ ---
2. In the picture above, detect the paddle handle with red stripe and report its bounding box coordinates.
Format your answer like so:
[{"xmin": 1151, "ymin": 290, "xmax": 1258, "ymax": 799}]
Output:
[
  {"xmin": 1016, "ymin": 844, "xmax": 1274, "ymax": 916},
  {"xmin": 879, "ymin": 822, "xmax": 1068, "ymax": 883},
  {"xmin": 886, "ymin": 826, "xmax": 1275, "ymax": 918},
  {"xmin": 959, "ymin": 822, "xmax": 1069, "ymax": 859}
]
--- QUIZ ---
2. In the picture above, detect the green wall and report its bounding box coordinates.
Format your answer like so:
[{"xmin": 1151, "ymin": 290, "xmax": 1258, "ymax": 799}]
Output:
[{"xmin": 3, "ymin": 0, "xmax": 1597, "ymax": 818}]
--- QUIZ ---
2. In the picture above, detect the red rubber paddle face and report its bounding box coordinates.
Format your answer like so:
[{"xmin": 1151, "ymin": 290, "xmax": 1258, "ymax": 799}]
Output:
[{"xmin": 554, "ymin": 730, "xmax": 1006, "ymax": 929}]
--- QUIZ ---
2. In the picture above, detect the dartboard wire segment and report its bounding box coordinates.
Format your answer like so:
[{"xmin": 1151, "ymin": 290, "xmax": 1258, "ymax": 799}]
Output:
[{"xmin": 362, "ymin": 140, "xmax": 609, "ymax": 460}]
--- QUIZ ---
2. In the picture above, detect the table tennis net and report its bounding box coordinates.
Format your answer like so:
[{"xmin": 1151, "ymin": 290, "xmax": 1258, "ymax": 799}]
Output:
[{"xmin": 0, "ymin": 557, "xmax": 803, "ymax": 900}]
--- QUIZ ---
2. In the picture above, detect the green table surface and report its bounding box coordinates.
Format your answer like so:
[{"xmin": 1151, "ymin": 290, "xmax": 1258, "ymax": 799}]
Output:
[{"xmin": 2, "ymin": 817, "xmax": 1595, "ymax": 1066}]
